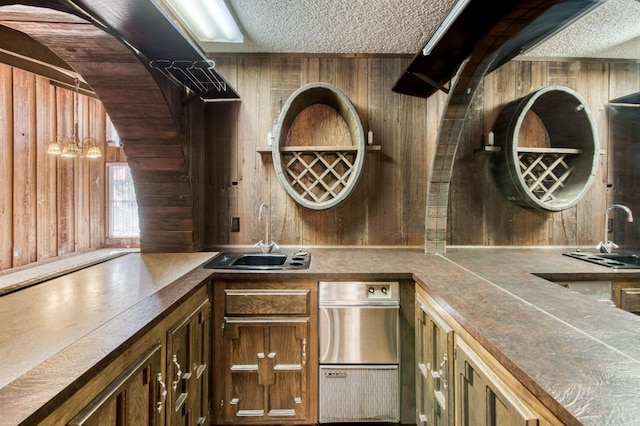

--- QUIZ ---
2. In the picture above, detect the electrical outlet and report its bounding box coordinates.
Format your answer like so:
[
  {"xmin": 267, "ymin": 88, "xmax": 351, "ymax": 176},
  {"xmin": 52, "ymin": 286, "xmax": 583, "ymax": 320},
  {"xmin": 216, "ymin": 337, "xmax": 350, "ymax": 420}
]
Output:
[{"xmin": 230, "ymin": 217, "xmax": 240, "ymax": 232}]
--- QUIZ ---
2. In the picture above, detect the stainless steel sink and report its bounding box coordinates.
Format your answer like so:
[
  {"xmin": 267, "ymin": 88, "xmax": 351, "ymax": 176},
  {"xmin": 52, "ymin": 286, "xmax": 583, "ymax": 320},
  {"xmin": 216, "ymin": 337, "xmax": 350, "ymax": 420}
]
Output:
[
  {"xmin": 563, "ymin": 252, "xmax": 640, "ymax": 269},
  {"xmin": 204, "ymin": 251, "xmax": 311, "ymax": 270}
]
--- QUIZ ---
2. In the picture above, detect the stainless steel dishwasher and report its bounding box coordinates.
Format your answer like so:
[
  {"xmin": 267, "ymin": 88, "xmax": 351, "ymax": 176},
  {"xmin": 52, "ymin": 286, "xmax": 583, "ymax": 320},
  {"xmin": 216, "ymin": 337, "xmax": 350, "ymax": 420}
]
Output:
[{"xmin": 318, "ymin": 281, "xmax": 400, "ymax": 423}]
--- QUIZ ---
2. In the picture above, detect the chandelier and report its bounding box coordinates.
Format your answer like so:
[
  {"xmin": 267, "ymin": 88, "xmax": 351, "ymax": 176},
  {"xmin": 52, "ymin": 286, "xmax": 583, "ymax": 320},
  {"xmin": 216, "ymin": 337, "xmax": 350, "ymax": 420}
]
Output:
[{"xmin": 46, "ymin": 78, "xmax": 102, "ymax": 159}]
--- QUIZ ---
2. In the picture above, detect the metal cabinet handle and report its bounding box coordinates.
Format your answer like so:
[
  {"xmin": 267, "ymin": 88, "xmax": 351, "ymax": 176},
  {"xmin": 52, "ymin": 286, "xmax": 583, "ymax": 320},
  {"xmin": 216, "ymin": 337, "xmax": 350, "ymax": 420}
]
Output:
[
  {"xmin": 172, "ymin": 355, "xmax": 182, "ymax": 391},
  {"xmin": 431, "ymin": 354, "xmax": 449, "ymax": 389},
  {"xmin": 156, "ymin": 373, "xmax": 167, "ymax": 414},
  {"xmin": 302, "ymin": 339, "xmax": 307, "ymax": 365},
  {"xmin": 439, "ymin": 354, "xmax": 449, "ymax": 389}
]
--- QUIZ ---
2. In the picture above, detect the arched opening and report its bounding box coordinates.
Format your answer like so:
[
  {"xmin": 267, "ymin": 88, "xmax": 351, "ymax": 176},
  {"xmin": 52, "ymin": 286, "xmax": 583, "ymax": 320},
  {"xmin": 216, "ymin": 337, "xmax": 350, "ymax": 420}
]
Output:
[{"xmin": 0, "ymin": 2, "xmax": 203, "ymax": 260}]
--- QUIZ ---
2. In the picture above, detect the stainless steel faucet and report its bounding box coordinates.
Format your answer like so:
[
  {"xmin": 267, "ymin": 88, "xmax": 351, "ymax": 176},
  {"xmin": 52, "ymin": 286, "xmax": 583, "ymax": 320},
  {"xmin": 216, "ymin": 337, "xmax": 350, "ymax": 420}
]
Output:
[
  {"xmin": 597, "ymin": 204, "xmax": 634, "ymax": 254},
  {"xmin": 254, "ymin": 203, "xmax": 278, "ymax": 254}
]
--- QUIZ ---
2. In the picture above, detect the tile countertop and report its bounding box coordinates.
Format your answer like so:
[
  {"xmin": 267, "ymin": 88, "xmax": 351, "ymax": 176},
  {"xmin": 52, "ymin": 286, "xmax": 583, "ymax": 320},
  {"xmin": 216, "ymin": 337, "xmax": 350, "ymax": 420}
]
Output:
[{"xmin": 2, "ymin": 247, "xmax": 640, "ymax": 425}]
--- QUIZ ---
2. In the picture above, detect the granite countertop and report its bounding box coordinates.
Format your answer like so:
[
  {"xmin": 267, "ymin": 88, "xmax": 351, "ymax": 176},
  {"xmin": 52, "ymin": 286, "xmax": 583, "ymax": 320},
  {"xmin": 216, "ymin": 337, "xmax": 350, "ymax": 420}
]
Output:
[
  {"xmin": 211, "ymin": 246, "xmax": 640, "ymax": 425},
  {"xmin": 434, "ymin": 247, "xmax": 640, "ymax": 426},
  {"xmin": 1, "ymin": 247, "xmax": 640, "ymax": 425}
]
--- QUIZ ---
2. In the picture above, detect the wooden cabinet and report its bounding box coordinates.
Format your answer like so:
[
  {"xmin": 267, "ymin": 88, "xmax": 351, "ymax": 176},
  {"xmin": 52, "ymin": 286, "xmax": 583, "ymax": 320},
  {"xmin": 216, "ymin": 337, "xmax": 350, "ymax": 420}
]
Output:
[
  {"xmin": 213, "ymin": 281, "xmax": 317, "ymax": 425},
  {"xmin": 415, "ymin": 287, "xmax": 454, "ymax": 426},
  {"xmin": 415, "ymin": 285, "xmax": 562, "ymax": 426},
  {"xmin": 67, "ymin": 342, "xmax": 164, "ymax": 426},
  {"xmin": 167, "ymin": 298, "xmax": 211, "ymax": 425},
  {"xmin": 42, "ymin": 283, "xmax": 212, "ymax": 426},
  {"xmin": 222, "ymin": 318, "xmax": 310, "ymax": 421},
  {"xmin": 455, "ymin": 336, "xmax": 542, "ymax": 426},
  {"xmin": 613, "ymin": 281, "xmax": 640, "ymax": 314}
]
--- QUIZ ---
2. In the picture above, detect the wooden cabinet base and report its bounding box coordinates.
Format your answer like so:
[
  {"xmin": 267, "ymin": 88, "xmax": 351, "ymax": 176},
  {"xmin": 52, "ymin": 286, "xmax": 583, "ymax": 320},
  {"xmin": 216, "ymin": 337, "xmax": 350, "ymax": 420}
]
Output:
[
  {"xmin": 213, "ymin": 280, "xmax": 317, "ymax": 425},
  {"xmin": 68, "ymin": 342, "xmax": 163, "ymax": 426},
  {"xmin": 416, "ymin": 284, "xmax": 563, "ymax": 426},
  {"xmin": 613, "ymin": 281, "xmax": 640, "ymax": 315},
  {"xmin": 39, "ymin": 283, "xmax": 212, "ymax": 426}
]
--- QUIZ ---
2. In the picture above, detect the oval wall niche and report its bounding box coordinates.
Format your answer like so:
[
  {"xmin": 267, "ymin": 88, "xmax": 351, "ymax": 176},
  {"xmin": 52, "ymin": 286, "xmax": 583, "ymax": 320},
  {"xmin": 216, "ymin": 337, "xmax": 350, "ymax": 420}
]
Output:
[
  {"xmin": 490, "ymin": 85, "xmax": 599, "ymax": 211},
  {"xmin": 272, "ymin": 82, "xmax": 365, "ymax": 210}
]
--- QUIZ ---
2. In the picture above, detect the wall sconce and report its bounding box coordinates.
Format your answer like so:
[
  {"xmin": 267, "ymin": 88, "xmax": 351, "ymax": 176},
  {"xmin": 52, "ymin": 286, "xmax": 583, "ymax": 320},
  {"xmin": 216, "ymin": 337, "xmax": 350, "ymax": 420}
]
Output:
[{"xmin": 47, "ymin": 78, "xmax": 102, "ymax": 159}]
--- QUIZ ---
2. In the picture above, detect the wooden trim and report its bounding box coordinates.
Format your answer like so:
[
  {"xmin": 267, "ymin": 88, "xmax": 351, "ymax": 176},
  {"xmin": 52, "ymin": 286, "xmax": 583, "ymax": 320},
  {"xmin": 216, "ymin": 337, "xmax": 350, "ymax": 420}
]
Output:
[
  {"xmin": 257, "ymin": 145, "xmax": 381, "ymax": 154},
  {"xmin": 516, "ymin": 147, "xmax": 583, "ymax": 154}
]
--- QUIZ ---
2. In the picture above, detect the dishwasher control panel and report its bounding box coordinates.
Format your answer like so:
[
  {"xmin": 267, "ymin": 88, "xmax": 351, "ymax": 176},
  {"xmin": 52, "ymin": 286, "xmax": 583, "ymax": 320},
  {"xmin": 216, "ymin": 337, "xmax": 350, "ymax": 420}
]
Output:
[
  {"xmin": 319, "ymin": 281, "xmax": 399, "ymax": 305},
  {"xmin": 366, "ymin": 284, "xmax": 393, "ymax": 299}
]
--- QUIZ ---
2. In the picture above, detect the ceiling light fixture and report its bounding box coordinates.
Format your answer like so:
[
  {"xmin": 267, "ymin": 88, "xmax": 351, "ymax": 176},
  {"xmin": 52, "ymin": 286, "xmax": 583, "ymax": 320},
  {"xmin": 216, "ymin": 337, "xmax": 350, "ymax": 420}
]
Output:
[
  {"xmin": 422, "ymin": 0, "xmax": 472, "ymax": 56},
  {"xmin": 160, "ymin": 0, "xmax": 243, "ymax": 43},
  {"xmin": 46, "ymin": 78, "xmax": 102, "ymax": 159}
]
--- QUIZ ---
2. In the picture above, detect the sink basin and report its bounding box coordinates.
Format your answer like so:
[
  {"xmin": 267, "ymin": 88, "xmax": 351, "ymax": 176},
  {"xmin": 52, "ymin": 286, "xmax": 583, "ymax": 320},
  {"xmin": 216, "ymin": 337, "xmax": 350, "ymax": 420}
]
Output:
[
  {"xmin": 563, "ymin": 252, "xmax": 640, "ymax": 269},
  {"xmin": 204, "ymin": 251, "xmax": 311, "ymax": 270},
  {"xmin": 233, "ymin": 253, "xmax": 288, "ymax": 266}
]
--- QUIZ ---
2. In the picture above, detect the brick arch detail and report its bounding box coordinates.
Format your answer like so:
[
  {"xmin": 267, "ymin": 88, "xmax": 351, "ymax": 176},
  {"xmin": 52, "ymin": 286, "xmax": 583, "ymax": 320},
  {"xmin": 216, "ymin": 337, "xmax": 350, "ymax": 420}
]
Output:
[{"xmin": 425, "ymin": 0, "xmax": 561, "ymax": 254}]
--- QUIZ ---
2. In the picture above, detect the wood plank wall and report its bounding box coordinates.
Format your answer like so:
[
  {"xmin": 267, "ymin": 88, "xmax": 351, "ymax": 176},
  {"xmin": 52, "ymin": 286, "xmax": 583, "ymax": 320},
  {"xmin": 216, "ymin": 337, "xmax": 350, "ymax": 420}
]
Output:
[
  {"xmin": 205, "ymin": 57, "xmax": 639, "ymax": 249},
  {"xmin": 451, "ymin": 60, "xmax": 640, "ymax": 247},
  {"xmin": 2, "ymin": 57, "xmax": 637, "ymax": 269},
  {"xmin": 0, "ymin": 64, "xmax": 111, "ymax": 272},
  {"xmin": 205, "ymin": 57, "xmax": 444, "ymax": 248}
]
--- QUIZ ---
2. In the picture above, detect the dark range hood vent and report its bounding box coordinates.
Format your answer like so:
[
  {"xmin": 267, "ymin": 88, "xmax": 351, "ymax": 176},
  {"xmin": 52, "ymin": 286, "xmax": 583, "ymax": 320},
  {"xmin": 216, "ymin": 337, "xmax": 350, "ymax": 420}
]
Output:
[
  {"xmin": 70, "ymin": 0, "xmax": 239, "ymax": 101},
  {"xmin": 393, "ymin": 0, "xmax": 605, "ymax": 98},
  {"xmin": 609, "ymin": 92, "xmax": 640, "ymax": 106}
]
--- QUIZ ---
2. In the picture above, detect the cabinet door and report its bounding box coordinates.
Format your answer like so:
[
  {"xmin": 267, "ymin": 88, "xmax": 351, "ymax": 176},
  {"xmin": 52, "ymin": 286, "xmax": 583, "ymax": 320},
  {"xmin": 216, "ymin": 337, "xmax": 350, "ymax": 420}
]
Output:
[
  {"xmin": 192, "ymin": 300, "xmax": 211, "ymax": 425},
  {"xmin": 222, "ymin": 318, "xmax": 310, "ymax": 423},
  {"xmin": 167, "ymin": 299, "xmax": 211, "ymax": 426},
  {"xmin": 455, "ymin": 337, "xmax": 539, "ymax": 426},
  {"xmin": 416, "ymin": 292, "xmax": 454, "ymax": 426},
  {"xmin": 68, "ymin": 342, "xmax": 164, "ymax": 426}
]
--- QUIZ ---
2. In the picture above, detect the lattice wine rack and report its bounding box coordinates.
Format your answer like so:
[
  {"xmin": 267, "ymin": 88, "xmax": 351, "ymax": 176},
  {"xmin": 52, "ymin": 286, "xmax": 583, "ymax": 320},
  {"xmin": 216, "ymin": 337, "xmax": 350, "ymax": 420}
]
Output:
[
  {"xmin": 265, "ymin": 82, "xmax": 377, "ymax": 210},
  {"xmin": 257, "ymin": 144, "xmax": 380, "ymax": 209},
  {"xmin": 489, "ymin": 85, "xmax": 599, "ymax": 211},
  {"xmin": 281, "ymin": 146, "xmax": 357, "ymax": 204},
  {"xmin": 517, "ymin": 147, "xmax": 582, "ymax": 203}
]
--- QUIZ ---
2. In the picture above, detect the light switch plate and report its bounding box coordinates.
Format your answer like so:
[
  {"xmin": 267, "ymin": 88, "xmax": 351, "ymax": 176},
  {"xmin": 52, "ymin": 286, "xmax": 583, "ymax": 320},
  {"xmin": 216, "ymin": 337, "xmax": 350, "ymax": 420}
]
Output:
[{"xmin": 230, "ymin": 217, "xmax": 240, "ymax": 232}]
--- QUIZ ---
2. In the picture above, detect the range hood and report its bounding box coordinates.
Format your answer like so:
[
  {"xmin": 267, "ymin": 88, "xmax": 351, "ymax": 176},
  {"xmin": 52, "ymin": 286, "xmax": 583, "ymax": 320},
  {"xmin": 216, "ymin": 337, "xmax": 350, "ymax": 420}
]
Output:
[
  {"xmin": 609, "ymin": 92, "xmax": 640, "ymax": 106},
  {"xmin": 71, "ymin": 0, "xmax": 239, "ymax": 101}
]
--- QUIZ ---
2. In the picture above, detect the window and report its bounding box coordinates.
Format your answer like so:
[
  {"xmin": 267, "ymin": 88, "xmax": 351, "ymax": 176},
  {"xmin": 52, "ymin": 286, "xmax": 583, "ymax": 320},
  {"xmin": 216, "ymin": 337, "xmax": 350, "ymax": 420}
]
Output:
[
  {"xmin": 107, "ymin": 117, "xmax": 121, "ymax": 147},
  {"xmin": 107, "ymin": 163, "xmax": 140, "ymax": 238}
]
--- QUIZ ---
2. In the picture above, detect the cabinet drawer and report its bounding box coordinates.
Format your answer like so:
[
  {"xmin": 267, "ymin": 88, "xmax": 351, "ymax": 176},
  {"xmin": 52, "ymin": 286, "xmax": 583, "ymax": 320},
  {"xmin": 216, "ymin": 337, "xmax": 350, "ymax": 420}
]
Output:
[
  {"xmin": 620, "ymin": 288, "xmax": 640, "ymax": 314},
  {"xmin": 225, "ymin": 289, "xmax": 310, "ymax": 315}
]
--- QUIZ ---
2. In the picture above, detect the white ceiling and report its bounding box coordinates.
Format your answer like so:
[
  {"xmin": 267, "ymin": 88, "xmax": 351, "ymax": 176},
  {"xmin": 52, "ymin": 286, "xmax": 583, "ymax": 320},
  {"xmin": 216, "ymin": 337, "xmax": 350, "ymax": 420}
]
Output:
[
  {"xmin": 201, "ymin": 0, "xmax": 458, "ymax": 54},
  {"xmin": 523, "ymin": 0, "xmax": 640, "ymax": 59},
  {"xmin": 198, "ymin": 0, "xmax": 640, "ymax": 59}
]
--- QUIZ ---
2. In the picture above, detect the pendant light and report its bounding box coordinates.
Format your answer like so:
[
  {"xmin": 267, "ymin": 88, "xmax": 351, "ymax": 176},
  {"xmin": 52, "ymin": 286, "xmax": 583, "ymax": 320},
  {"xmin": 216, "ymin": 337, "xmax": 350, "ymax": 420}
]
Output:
[{"xmin": 47, "ymin": 78, "xmax": 102, "ymax": 159}]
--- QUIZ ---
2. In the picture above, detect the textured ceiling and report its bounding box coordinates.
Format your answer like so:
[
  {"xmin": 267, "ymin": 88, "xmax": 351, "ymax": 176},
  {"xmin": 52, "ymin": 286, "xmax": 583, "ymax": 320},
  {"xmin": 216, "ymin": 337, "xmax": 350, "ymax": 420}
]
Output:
[
  {"xmin": 198, "ymin": 0, "xmax": 640, "ymax": 59},
  {"xmin": 200, "ymin": 0, "xmax": 458, "ymax": 54},
  {"xmin": 523, "ymin": 0, "xmax": 640, "ymax": 59}
]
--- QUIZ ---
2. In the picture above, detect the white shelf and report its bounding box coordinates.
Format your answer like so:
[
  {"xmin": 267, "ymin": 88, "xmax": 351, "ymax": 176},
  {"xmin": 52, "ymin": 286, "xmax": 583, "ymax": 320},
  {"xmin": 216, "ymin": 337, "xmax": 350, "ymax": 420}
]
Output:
[{"xmin": 257, "ymin": 145, "xmax": 381, "ymax": 154}]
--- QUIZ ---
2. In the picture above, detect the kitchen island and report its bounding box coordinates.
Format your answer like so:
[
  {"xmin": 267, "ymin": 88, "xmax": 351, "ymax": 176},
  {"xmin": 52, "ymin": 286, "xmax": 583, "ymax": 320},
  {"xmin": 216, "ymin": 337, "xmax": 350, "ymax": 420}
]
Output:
[{"xmin": 1, "ymin": 247, "xmax": 639, "ymax": 425}]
